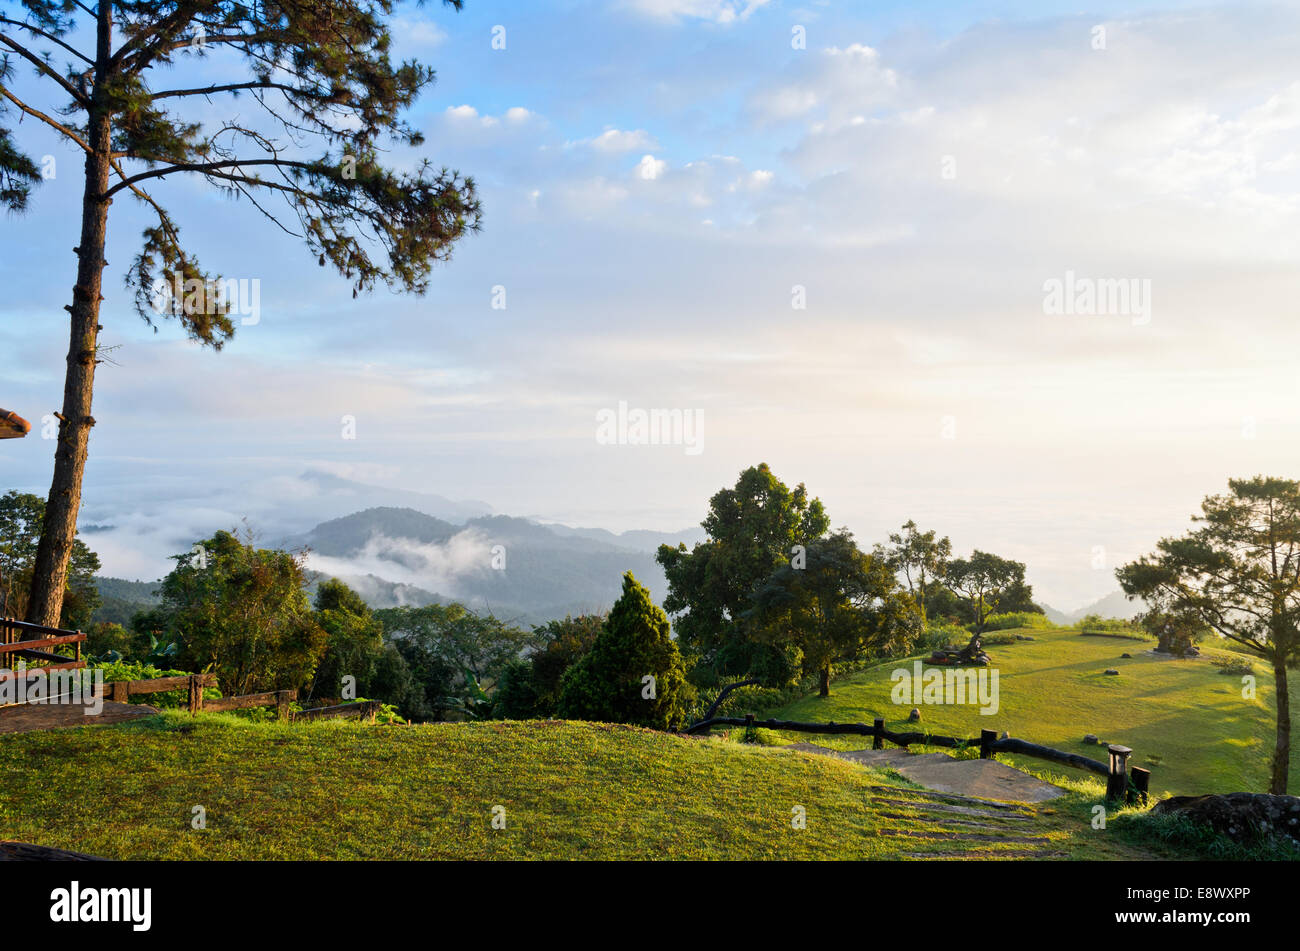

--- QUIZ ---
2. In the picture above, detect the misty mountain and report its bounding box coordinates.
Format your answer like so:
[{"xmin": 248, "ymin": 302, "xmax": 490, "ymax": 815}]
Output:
[
  {"xmin": 92, "ymin": 507, "xmax": 702, "ymax": 628},
  {"xmin": 279, "ymin": 507, "xmax": 695, "ymax": 625}
]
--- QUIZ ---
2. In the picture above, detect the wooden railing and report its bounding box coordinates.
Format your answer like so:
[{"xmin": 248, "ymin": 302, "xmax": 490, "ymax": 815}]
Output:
[
  {"xmin": 94, "ymin": 672, "xmax": 377, "ymax": 722},
  {"xmin": 0, "ymin": 618, "xmax": 381, "ymax": 725},
  {"xmin": 687, "ymin": 713, "xmax": 1150, "ymax": 803},
  {"xmin": 0, "ymin": 617, "xmax": 86, "ymax": 677},
  {"xmin": 291, "ymin": 699, "xmax": 380, "ymax": 723}
]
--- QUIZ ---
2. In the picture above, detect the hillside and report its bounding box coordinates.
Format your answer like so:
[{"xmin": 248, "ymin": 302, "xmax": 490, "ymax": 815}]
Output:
[
  {"xmin": 0, "ymin": 715, "xmax": 1185, "ymax": 860},
  {"xmin": 770, "ymin": 626, "xmax": 1292, "ymax": 796}
]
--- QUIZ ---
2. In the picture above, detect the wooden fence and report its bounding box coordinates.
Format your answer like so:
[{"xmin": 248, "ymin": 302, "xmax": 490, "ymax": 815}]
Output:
[
  {"xmin": 688, "ymin": 713, "xmax": 1149, "ymax": 803},
  {"xmin": 0, "ymin": 618, "xmax": 379, "ymax": 724},
  {"xmin": 95, "ymin": 673, "xmax": 377, "ymax": 722},
  {"xmin": 291, "ymin": 699, "xmax": 381, "ymax": 723},
  {"xmin": 0, "ymin": 618, "xmax": 86, "ymax": 677}
]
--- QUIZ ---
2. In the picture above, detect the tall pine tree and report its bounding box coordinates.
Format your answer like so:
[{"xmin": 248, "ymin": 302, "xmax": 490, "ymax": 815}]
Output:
[
  {"xmin": 557, "ymin": 573, "xmax": 689, "ymax": 730},
  {"xmin": 0, "ymin": 1, "xmax": 480, "ymax": 625}
]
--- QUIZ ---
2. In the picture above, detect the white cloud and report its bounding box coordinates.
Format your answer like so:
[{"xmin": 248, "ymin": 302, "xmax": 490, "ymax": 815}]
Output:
[
  {"xmin": 624, "ymin": 0, "xmax": 770, "ymax": 24},
  {"xmin": 573, "ymin": 128, "xmax": 661, "ymax": 153},
  {"xmin": 636, "ymin": 154, "xmax": 668, "ymax": 180}
]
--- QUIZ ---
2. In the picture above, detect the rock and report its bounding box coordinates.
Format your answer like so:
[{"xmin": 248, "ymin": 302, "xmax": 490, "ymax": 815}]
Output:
[
  {"xmin": 1121, "ymin": 652, "xmax": 1132, "ymax": 658},
  {"xmin": 1083, "ymin": 734, "xmax": 1099, "ymax": 745},
  {"xmin": 908, "ymin": 708, "xmax": 921, "ymax": 722},
  {"xmin": 1104, "ymin": 668, "xmax": 1120, "ymax": 675},
  {"xmin": 1152, "ymin": 793, "xmax": 1300, "ymax": 848},
  {"xmin": 1014, "ymin": 634, "xmax": 1035, "ymax": 641},
  {"xmin": 999, "ymin": 731, "xmax": 1009, "ymax": 740}
]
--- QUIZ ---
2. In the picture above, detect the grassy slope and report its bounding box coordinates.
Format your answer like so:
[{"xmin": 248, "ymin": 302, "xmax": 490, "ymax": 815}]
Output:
[
  {"xmin": 0, "ymin": 714, "xmax": 1176, "ymax": 860},
  {"xmin": 770, "ymin": 627, "xmax": 1295, "ymax": 796}
]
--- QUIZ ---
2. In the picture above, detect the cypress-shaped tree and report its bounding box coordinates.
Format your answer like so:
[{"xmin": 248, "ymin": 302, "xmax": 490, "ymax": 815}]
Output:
[{"xmin": 556, "ymin": 573, "xmax": 688, "ymax": 730}]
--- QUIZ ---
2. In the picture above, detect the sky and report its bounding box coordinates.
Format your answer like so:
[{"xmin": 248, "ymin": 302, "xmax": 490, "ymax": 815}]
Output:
[{"xmin": 3, "ymin": 0, "xmax": 1300, "ymax": 612}]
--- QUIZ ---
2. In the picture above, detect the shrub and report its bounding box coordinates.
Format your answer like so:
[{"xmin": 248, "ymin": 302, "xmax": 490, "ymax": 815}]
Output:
[
  {"xmin": 918, "ymin": 622, "xmax": 969, "ymax": 653},
  {"xmin": 1213, "ymin": 656, "xmax": 1254, "ymax": 676},
  {"xmin": 1075, "ymin": 613, "xmax": 1141, "ymax": 634},
  {"xmin": 88, "ymin": 659, "xmax": 221, "ymax": 707},
  {"xmin": 556, "ymin": 573, "xmax": 690, "ymax": 729},
  {"xmin": 976, "ymin": 612, "xmax": 1055, "ymax": 632}
]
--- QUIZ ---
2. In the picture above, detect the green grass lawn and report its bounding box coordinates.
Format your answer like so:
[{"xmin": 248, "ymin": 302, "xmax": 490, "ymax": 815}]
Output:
[
  {"xmin": 0, "ymin": 713, "xmax": 1191, "ymax": 860},
  {"xmin": 769, "ymin": 627, "xmax": 1293, "ymax": 796}
]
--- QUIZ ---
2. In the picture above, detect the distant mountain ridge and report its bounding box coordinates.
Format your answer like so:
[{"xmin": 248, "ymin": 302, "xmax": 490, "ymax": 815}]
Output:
[
  {"xmin": 1040, "ymin": 590, "xmax": 1148, "ymax": 626},
  {"xmin": 274, "ymin": 507, "xmax": 703, "ymax": 625},
  {"xmin": 94, "ymin": 507, "xmax": 704, "ymax": 627}
]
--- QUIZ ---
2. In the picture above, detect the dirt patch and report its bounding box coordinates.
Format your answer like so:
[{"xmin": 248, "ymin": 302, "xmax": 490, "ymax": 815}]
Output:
[{"xmin": 0, "ymin": 700, "xmax": 158, "ymax": 734}]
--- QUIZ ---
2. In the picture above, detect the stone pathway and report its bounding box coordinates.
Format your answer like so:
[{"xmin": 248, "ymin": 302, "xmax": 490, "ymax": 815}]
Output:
[
  {"xmin": 779, "ymin": 741, "xmax": 1068, "ymax": 860},
  {"xmin": 781, "ymin": 741, "xmax": 1066, "ymax": 803}
]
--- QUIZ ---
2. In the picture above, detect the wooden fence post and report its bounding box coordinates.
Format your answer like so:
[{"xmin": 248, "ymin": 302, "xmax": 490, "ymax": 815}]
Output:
[
  {"xmin": 1106, "ymin": 744, "xmax": 1132, "ymax": 801},
  {"xmin": 276, "ymin": 689, "xmax": 293, "ymax": 720},
  {"xmin": 188, "ymin": 674, "xmax": 204, "ymax": 716},
  {"xmin": 1129, "ymin": 766, "xmax": 1151, "ymax": 805},
  {"xmin": 111, "ymin": 681, "xmax": 128, "ymax": 704},
  {"xmin": 980, "ymin": 729, "xmax": 996, "ymax": 760},
  {"xmin": 872, "ymin": 718, "xmax": 884, "ymax": 750}
]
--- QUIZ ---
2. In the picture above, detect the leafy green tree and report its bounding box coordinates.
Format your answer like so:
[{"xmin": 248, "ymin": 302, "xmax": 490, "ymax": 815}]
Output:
[
  {"xmin": 745, "ymin": 531, "xmax": 921, "ymax": 696},
  {"xmin": 944, "ymin": 551, "xmax": 1028, "ymax": 634},
  {"xmin": 493, "ymin": 613, "xmax": 605, "ymax": 719},
  {"xmin": 657, "ymin": 464, "xmax": 829, "ymax": 684},
  {"xmin": 0, "ymin": 490, "xmax": 100, "ymax": 628},
  {"xmin": 492, "ymin": 657, "xmax": 542, "ymax": 719},
  {"xmin": 159, "ymin": 530, "xmax": 326, "ymax": 695},
  {"xmin": 874, "ymin": 520, "xmax": 950, "ymax": 621},
  {"xmin": 530, "ymin": 614, "xmax": 604, "ymax": 708},
  {"xmin": 84, "ymin": 619, "xmax": 130, "ymax": 657},
  {"xmin": 1, "ymin": 0, "xmax": 481, "ymax": 627},
  {"xmin": 376, "ymin": 602, "xmax": 535, "ymax": 720},
  {"xmin": 557, "ymin": 573, "xmax": 689, "ymax": 729},
  {"xmin": 1117, "ymin": 476, "xmax": 1300, "ymax": 794},
  {"xmin": 309, "ymin": 578, "xmax": 384, "ymax": 701}
]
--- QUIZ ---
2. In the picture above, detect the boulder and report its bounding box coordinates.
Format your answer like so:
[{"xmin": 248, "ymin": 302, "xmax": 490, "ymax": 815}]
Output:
[
  {"xmin": 1152, "ymin": 793, "xmax": 1300, "ymax": 848},
  {"xmin": 1104, "ymin": 668, "xmax": 1120, "ymax": 675},
  {"xmin": 1121, "ymin": 653, "xmax": 1132, "ymax": 658},
  {"xmin": 1083, "ymin": 734, "xmax": 1099, "ymax": 745},
  {"xmin": 908, "ymin": 708, "xmax": 921, "ymax": 722}
]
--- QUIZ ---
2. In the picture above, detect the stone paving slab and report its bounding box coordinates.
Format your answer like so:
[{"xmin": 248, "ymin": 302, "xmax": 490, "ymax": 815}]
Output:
[
  {"xmin": 777, "ymin": 742, "xmax": 1066, "ymax": 804},
  {"xmin": 893, "ymin": 756, "xmax": 1066, "ymax": 804}
]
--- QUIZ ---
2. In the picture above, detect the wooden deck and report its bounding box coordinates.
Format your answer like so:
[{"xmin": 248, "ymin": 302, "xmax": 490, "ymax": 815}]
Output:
[{"xmin": 0, "ymin": 700, "xmax": 158, "ymax": 734}]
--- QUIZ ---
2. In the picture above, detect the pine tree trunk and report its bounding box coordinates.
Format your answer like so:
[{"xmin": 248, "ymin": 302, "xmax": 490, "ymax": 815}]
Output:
[
  {"xmin": 26, "ymin": 5, "xmax": 113, "ymax": 628},
  {"xmin": 1271, "ymin": 657, "xmax": 1290, "ymax": 795}
]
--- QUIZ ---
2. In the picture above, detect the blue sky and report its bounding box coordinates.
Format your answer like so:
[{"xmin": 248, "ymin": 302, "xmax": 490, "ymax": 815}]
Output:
[{"xmin": 3, "ymin": 0, "xmax": 1300, "ymax": 611}]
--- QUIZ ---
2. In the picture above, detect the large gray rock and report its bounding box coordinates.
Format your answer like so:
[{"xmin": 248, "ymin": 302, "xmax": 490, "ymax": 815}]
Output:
[{"xmin": 1152, "ymin": 793, "xmax": 1300, "ymax": 847}]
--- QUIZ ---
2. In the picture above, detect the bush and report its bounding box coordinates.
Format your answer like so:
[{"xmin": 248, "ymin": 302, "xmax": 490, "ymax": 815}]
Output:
[
  {"xmin": 88, "ymin": 659, "xmax": 221, "ymax": 707},
  {"xmin": 1075, "ymin": 613, "xmax": 1141, "ymax": 634},
  {"xmin": 976, "ymin": 612, "xmax": 1055, "ymax": 632},
  {"xmin": 557, "ymin": 573, "xmax": 690, "ymax": 729},
  {"xmin": 1213, "ymin": 656, "xmax": 1254, "ymax": 676},
  {"xmin": 918, "ymin": 622, "xmax": 969, "ymax": 653}
]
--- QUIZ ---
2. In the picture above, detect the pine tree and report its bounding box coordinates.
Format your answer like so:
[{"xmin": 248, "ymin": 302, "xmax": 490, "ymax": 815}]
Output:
[
  {"xmin": 557, "ymin": 573, "xmax": 689, "ymax": 730},
  {"xmin": 0, "ymin": 1, "xmax": 480, "ymax": 625}
]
